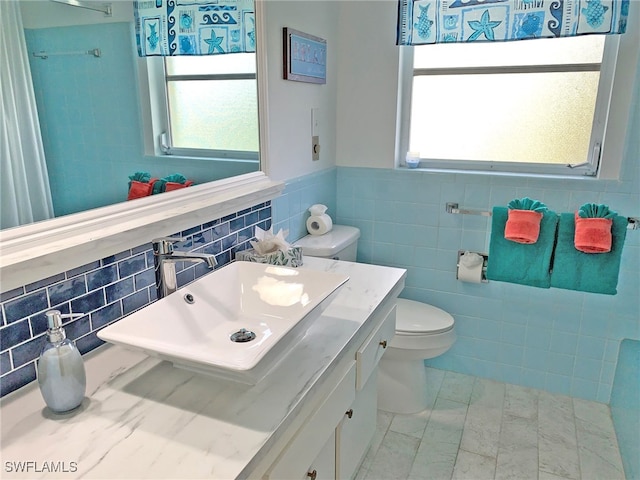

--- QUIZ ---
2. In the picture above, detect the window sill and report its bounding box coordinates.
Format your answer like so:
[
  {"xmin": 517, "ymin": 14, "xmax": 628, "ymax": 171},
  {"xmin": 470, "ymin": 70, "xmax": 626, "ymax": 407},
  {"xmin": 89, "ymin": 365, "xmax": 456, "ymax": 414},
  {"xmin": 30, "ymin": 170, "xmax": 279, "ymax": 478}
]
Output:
[
  {"xmin": 0, "ymin": 172, "xmax": 284, "ymax": 292},
  {"xmin": 147, "ymin": 154, "xmax": 260, "ymax": 164},
  {"xmin": 396, "ymin": 165, "xmax": 604, "ymax": 182}
]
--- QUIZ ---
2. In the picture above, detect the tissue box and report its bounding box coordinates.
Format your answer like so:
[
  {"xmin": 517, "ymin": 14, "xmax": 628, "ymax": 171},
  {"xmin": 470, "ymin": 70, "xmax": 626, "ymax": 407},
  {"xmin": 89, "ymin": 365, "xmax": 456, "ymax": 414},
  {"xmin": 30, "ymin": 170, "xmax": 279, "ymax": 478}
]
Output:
[{"xmin": 235, "ymin": 246, "xmax": 303, "ymax": 267}]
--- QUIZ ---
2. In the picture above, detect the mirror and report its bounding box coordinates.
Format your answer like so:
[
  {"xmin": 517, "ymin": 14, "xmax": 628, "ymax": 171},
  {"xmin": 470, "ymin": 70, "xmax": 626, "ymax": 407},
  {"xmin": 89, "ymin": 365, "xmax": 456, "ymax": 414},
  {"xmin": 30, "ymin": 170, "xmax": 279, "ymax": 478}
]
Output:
[{"xmin": 4, "ymin": 0, "xmax": 260, "ymax": 230}]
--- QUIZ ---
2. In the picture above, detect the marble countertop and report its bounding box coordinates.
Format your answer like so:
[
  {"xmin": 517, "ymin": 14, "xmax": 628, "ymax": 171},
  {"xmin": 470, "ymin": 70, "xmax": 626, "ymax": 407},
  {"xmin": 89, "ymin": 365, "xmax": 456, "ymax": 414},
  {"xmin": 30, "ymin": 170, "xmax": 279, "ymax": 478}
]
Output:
[{"xmin": 0, "ymin": 258, "xmax": 406, "ymax": 479}]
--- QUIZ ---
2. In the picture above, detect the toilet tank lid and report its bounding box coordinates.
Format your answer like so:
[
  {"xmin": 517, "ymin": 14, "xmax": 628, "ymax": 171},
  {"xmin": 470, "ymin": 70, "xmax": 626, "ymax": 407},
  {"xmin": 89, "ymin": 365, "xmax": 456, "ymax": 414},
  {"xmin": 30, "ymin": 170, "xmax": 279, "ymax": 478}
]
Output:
[
  {"xmin": 295, "ymin": 225, "xmax": 360, "ymax": 257},
  {"xmin": 395, "ymin": 298, "xmax": 454, "ymax": 334}
]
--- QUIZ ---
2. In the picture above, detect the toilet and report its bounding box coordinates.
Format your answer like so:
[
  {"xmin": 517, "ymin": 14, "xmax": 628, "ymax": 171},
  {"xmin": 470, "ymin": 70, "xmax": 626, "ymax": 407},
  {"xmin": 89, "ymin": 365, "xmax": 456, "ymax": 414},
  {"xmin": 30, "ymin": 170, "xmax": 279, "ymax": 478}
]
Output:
[
  {"xmin": 296, "ymin": 225, "xmax": 456, "ymax": 415},
  {"xmin": 377, "ymin": 299, "xmax": 455, "ymax": 414}
]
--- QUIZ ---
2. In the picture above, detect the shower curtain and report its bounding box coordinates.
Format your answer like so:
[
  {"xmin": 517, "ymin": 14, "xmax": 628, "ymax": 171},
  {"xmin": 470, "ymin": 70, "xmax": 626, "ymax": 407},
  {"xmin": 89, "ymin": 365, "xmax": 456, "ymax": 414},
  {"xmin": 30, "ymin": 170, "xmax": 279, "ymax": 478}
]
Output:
[{"xmin": 0, "ymin": 0, "xmax": 54, "ymax": 229}]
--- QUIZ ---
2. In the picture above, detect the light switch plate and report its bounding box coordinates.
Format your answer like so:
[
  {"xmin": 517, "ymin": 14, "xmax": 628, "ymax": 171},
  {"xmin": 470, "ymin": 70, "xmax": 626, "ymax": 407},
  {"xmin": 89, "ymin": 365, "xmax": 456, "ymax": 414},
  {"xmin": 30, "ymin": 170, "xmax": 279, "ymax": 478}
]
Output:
[
  {"xmin": 311, "ymin": 108, "xmax": 320, "ymax": 136},
  {"xmin": 312, "ymin": 136, "xmax": 320, "ymax": 161}
]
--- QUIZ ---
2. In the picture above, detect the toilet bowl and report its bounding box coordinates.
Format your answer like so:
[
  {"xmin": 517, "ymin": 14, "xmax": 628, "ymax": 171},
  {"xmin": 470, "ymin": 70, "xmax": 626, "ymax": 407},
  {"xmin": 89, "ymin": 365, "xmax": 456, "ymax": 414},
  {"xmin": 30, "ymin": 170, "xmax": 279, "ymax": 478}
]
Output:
[
  {"xmin": 296, "ymin": 225, "xmax": 456, "ymax": 414},
  {"xmin": 378, "ymin": 298, "xmax": 456, "ymax": 414}
]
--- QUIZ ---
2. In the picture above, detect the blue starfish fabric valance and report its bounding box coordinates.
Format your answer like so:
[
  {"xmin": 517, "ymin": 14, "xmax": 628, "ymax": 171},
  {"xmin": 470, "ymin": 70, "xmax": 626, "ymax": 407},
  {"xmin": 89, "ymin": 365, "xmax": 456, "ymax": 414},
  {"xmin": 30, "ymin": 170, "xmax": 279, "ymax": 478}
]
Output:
[
  {"xmin": 397, "ymin": 0, "xmax": 629, "ymax": 45},
  {"xmin": 134, "ymin": 0, "xmax": 255, "ymax": 56}
]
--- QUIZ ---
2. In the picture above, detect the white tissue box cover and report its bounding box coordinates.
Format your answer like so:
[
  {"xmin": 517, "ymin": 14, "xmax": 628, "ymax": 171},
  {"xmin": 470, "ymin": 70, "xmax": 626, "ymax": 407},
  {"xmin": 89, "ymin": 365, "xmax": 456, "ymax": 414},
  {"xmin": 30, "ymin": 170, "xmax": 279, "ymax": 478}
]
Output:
[{"xmin": 236, "ymin": 246, "xmax": 303, "ymax": 267}]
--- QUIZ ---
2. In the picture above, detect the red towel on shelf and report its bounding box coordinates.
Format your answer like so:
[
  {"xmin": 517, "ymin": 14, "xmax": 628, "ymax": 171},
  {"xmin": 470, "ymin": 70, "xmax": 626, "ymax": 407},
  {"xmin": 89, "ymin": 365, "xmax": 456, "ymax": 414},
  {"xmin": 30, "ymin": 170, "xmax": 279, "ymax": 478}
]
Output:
[
  {"xmin": 504, "ymin": 209, "xmax": 543, "ymax": 244},
  {"xmin": 127, "ymin": 178, "xmax": 157, "ymax": 200},
  {"xmin": 165, "ymin": 180, "xmax": 193, "ymax": 192},
  {"xmin": 574, "ymin": 212, "xmax": 613, "ymax": 253}
]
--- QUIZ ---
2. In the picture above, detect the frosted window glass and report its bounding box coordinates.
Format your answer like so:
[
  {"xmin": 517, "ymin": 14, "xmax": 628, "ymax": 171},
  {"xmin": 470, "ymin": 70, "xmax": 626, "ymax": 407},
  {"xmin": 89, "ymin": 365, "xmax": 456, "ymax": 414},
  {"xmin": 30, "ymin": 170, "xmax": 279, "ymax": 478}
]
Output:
[
  {"xmin": 414, "ymin": 35, "xmax": 604, "ymax": 69},
  {"xmin": 166, "ymin": 53, "xmax": 256, "ymax": 75},
  {"xmin": 168, "ymin": 79, "xmax": 259, "ymax": 151},
  {"xmin": 410, "ymin": 71, "xmax": 600, "ymax": 164}
]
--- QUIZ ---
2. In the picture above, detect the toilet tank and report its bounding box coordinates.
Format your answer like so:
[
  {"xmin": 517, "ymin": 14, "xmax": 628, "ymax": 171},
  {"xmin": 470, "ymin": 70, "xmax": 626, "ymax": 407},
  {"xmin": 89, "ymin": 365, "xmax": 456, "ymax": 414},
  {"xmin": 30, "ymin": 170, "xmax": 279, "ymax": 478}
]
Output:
[{"xmin": 295, "ymin": 225, "xmax": 360, "ymax": 261}]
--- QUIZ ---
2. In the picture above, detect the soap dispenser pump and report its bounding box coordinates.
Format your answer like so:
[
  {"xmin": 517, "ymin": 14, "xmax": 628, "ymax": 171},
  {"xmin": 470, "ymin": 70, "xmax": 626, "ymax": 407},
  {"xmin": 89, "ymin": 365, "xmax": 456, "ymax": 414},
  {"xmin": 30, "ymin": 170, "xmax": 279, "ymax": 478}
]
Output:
[{"xmin": 37, "ymin": 310, "xmax": 87, "ymax": 413}]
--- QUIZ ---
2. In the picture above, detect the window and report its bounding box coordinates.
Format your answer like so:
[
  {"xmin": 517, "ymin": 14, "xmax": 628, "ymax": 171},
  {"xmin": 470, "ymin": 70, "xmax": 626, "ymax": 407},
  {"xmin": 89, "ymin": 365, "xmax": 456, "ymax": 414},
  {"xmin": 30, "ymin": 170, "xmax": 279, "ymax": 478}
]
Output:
[
  {"xmin": 397, "ymin": 35, "xmax": 621, "ymax": 176},
  {"xmin": 143, "ymin": 53, "xmax": 259, "ymax": 160}
]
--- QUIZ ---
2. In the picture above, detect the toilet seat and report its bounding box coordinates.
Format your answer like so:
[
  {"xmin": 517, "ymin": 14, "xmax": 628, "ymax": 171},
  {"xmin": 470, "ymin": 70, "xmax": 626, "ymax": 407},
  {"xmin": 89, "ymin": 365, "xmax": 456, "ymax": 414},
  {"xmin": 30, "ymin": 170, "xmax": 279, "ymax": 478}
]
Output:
[{"xmin": 395, "ymin": 299, "xmax": 454, "ymax": 336}]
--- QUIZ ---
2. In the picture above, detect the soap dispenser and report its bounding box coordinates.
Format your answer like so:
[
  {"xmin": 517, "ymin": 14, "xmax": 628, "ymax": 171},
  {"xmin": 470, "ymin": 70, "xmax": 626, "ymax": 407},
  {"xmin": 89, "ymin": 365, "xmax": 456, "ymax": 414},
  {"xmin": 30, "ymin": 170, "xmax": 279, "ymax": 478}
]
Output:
[{"xmin": 37, "ymin": 310, "xmax": 87, "ymax": 413}]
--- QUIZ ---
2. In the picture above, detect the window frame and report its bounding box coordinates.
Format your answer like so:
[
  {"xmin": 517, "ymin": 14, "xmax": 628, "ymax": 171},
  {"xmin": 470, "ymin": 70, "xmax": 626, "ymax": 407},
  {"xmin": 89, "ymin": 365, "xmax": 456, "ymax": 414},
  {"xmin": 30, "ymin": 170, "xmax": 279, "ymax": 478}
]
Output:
[
  {"xmin": 140, "ymin": 55, "xmax": 260, "ymax": 161},
  {"xmin": 396, "ymin": 35, "xmax": 622, "ymax": 177}
]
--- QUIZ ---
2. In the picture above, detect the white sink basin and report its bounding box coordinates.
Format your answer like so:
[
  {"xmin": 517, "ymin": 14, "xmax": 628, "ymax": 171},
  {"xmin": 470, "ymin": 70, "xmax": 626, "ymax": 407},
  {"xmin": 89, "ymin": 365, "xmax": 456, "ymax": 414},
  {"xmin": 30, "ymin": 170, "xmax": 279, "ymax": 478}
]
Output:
[{"xmin": 97, "ymin": 261, "xmax": 349, "ymax": 384}]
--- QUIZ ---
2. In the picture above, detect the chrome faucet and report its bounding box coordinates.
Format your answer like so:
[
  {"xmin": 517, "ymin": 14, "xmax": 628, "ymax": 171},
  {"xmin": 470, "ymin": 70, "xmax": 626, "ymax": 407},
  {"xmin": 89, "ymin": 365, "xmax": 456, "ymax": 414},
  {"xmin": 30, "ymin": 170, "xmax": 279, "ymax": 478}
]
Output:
[{"xmin": 152, "ymin": 237, "xmax": 217, "ymax": 299}]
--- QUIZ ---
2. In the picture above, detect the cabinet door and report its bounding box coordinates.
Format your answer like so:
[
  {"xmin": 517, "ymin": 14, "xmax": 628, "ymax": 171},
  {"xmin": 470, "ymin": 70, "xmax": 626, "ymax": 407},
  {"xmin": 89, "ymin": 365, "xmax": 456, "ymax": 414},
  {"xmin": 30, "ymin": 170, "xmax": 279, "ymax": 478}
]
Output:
[
  {"xmin": 336, "ymin": 372, "xmax": 378, "ymax": 480},
  {"xmin": 305, "ymin": 431, "xmax": 336, "ymax": 480},
  {"xmin": 266, "ymin": 365, "xmax": 356, "ymax": 480}
]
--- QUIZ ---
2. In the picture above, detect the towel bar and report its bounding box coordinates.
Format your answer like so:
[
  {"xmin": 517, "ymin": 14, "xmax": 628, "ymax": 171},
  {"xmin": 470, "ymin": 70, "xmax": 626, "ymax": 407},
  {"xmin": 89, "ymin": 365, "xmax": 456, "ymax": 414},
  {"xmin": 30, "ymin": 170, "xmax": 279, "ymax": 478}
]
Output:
[
  {"xmin": 445, "ymin": 202, "xmax": 492, "ymax": 217},
  {"xmin": 50, "ymin": 0, "xmax": 112, "ymax": 16},
  {"xmin": 32, "ymin": 49, "xmax": 101, "ymax": 60},
  {"xmin": 446, "ymin": 202, "xmax": 639, "ymax": 230}
]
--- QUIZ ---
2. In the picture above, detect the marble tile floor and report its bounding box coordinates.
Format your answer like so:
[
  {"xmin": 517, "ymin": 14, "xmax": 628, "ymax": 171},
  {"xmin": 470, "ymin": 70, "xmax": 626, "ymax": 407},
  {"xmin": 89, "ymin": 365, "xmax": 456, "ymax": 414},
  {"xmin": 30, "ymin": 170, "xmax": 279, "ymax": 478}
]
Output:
[{"xmin": 357, "ymin": 368, "xmax": 625, "ymax": 480}]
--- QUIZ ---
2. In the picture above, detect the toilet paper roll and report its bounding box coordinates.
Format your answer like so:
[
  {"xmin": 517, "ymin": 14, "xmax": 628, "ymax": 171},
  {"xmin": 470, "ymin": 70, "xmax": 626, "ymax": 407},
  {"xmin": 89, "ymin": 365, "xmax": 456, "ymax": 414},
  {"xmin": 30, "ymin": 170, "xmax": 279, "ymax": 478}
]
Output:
[
  {"xmin": 306, "ymin": 214, "xmax": 333, "ymax": 235},
  {"xmin": 457, "ymin": 252, "xmax": 484, "ymax": 283}
]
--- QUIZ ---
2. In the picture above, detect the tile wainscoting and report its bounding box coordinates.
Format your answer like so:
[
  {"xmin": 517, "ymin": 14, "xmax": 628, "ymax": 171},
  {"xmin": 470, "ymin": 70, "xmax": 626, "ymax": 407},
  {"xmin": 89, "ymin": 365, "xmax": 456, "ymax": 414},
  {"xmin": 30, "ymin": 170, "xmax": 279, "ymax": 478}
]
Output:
[{"xmin": 336, "ymin": 166, "xmax": 639, "ymax": 403}]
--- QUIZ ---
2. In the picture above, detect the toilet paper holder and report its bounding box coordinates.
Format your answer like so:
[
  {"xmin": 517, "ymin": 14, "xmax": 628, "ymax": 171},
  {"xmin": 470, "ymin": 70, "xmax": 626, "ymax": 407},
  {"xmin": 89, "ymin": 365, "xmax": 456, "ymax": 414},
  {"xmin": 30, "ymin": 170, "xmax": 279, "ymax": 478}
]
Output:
[{"xmin": 456, "ymin": 250, "xmax": 489, "ymax": 283}]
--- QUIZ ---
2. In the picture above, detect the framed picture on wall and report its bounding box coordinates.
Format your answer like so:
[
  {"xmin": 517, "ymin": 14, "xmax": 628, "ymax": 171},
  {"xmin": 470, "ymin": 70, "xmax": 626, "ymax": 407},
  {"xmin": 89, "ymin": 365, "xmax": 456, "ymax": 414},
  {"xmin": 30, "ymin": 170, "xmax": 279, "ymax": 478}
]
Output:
[{"xmin": 283, "ymin": 27, "xmax": 326, "ymax": 84}]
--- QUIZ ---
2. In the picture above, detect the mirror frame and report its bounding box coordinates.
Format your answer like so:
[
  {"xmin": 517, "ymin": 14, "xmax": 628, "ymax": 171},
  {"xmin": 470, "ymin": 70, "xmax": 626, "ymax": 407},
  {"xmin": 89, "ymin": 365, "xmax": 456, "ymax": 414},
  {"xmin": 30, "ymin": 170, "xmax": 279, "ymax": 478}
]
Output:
[{"xmin": 0, "ymin": 0, "xmax": 280, "ymax": 293}]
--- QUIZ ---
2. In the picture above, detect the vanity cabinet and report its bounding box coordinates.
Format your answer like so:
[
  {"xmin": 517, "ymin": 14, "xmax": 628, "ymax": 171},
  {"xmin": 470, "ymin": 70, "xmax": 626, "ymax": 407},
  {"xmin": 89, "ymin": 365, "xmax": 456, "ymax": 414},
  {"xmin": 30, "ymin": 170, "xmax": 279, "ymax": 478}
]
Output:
[
  {"xmin": 307, "ymin": 432, "xmax": 336, "ymax": 480},
  {"xmin": 355, "ymin": 305, "xmax": 396, "ymax": 391},
  {"xmin": 0, "ymin": 259, "xmax": 406, "ymax": 480},
  {"xmin": 264, "ymin": 300, "xmax": 397, "ymax": 480},
  {"xmin": 266, "ymin": 366, "xmax": 356, "ymax": 479},
  {"xmin": 336, "ymin": 373, "xmax": 378, "ymax": 479}
]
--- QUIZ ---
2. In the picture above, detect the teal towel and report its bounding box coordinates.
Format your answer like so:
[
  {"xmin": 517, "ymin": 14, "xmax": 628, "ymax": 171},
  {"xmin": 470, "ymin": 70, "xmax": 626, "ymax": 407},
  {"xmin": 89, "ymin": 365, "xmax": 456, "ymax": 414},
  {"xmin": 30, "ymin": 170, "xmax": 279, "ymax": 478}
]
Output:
[
  {"xmin": 508, "ymin": 197, "xmax": 548, "ymax": 213},
  {"xmin": 550, "ymin": 213, "xmax": 627, "ymax": 295},
  {"xmin": 128, "ymin": 171, "xmax": 151, "ymax": 188},
  {"xmin": 578, "ymin": 202, "xmax": 616, "ymax": 219},
  {"xmin": 486, "ymin": 207, "xmax": 558, "ymax": 288},
  {"xmin": 152, "ymin": 174, "xmax": 188, "ymax": 195}
]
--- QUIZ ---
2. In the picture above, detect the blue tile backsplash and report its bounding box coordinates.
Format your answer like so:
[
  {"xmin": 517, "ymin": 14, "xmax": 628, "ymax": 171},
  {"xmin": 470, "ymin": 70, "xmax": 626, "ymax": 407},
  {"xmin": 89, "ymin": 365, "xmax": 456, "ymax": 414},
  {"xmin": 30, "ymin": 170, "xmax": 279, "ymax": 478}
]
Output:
[{"xmin": 0, "ymin": 202, "xmax": 271, "ymax": 397}]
